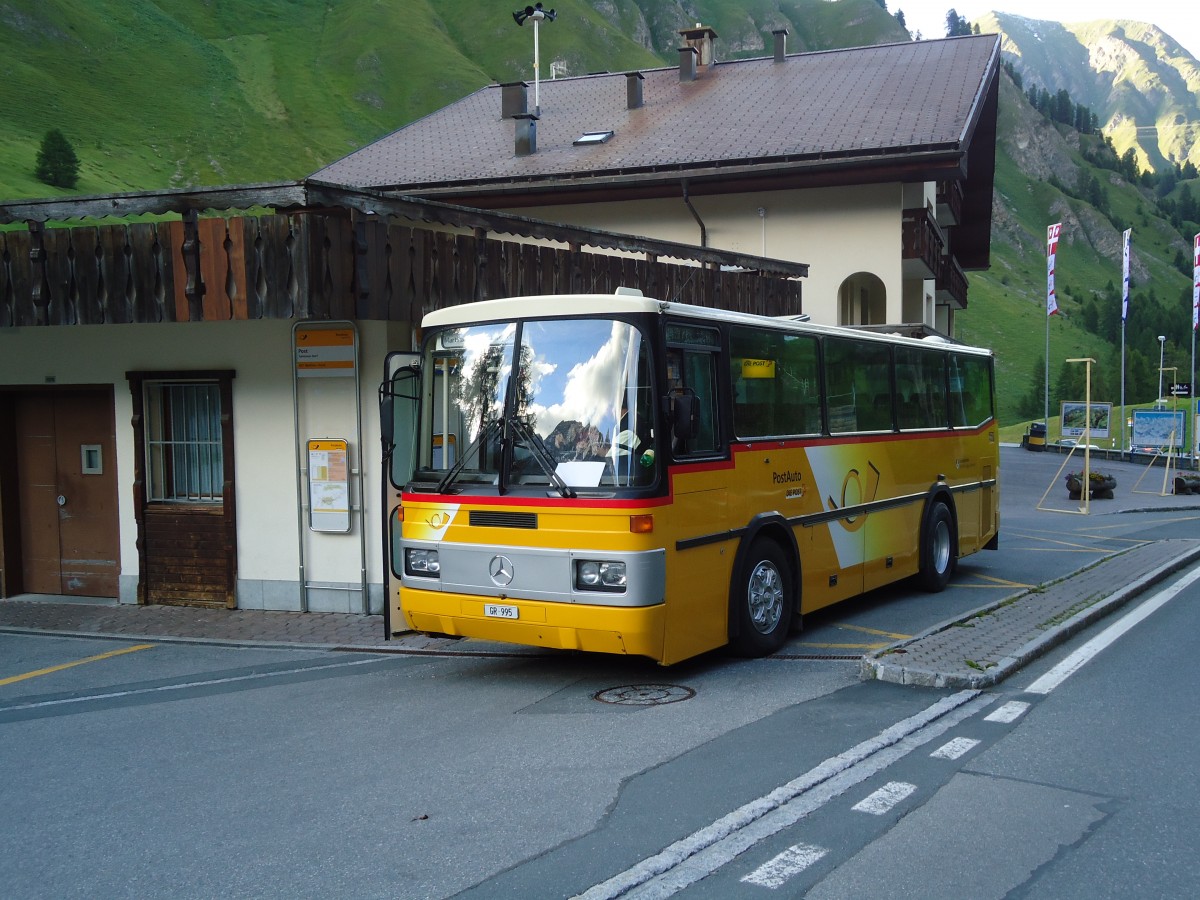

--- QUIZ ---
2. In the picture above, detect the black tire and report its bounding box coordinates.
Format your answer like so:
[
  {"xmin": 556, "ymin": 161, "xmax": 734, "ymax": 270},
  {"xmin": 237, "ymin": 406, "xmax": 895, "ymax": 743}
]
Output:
[
  {"xmin": 729, "ymin": 540, "xmax": 793, "ymax": 657},
  {"xmin": 917, "ymin": 501, "xmax": 955, "ymax": 592}
]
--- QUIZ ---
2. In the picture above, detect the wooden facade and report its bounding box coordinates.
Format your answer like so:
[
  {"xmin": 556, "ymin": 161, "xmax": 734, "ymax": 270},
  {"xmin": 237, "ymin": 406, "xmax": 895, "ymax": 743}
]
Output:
[{"xmin": 0, "ymin": 185, "xmax": 807, "ymax": 331}]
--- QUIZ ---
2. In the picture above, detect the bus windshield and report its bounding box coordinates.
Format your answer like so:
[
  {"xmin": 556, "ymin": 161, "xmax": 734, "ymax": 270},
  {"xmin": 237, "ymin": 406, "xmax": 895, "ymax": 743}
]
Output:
[{"xmin": 413, "ymin": 317, "xmax": 657, "ymax": 492}]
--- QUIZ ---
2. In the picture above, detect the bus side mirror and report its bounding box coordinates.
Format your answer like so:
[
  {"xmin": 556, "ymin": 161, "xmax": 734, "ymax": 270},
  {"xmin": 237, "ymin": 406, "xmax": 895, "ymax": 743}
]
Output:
[{"xmin": 671, "ymin": 391, "xmax": 699, "ymax": 441}]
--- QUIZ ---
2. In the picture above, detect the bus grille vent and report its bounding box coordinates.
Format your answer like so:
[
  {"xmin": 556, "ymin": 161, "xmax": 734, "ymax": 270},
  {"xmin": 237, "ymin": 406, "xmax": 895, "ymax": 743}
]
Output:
[{"xmin": 469, "ymin": 510, "xmax": 538, "ymax": 529}]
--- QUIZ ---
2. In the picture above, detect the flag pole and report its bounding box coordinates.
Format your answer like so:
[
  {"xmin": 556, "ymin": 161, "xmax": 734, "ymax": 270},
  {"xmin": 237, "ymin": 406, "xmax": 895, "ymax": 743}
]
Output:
[
  {"xmin": 1121, "ymin": 228, "xmax": 1131, "ymax": 456},
  {"xmin": 1191, "ymin": 232, "xmax": 1199, "ymax": 465},
  {"xmin": 1046, "ymin": 223, "xmax": 1062, "ymax": 430}
]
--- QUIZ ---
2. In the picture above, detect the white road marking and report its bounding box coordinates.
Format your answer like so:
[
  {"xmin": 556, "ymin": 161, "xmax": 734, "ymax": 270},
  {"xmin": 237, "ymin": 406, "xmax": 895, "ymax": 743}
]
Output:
[
  {"xmin": 984, "ymin": 700, "xmax": 1029, "ymax": 723},
  {"xmin": 930, "ymin": 736, "xmax": 980, "ymax": 760},
  {"xmin": 852, "ymin": 781, "xmax": 917, "ymax": 815},
  {"xmin": 740, "ymin": 843, "xmax": 828, "ymax": 889},
  {"xmin": 1026, "ymin": 565, "xmax": 1200, "ymax": 695},
  {"xmin": 573, "ymin": 690, "xmax": 990, "ymax": 900},
  {"xmin": 0, "ymin": 656, "xmax": 386, "ymax": 712}
]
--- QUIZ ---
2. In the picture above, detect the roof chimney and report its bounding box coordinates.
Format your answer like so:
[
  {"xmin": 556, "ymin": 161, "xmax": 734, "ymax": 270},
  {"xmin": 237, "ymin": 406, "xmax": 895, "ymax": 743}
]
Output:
[
  {"xmin": 678, "ymin": 46, "xmax": 698, "ymax": 82},
  {"xmin": 515, "ymin": 112, "xmax": 538, "ymax": 156},
  {"xmin": 678, "ymin": 24, "xmax": 718, "ymax": 66},
  {"xmin": 626, "ymin": 71, "xmax": 644, "ymax": 109},
  {"xmin": 772, "ymin": 28, "xmax": 788, "ymax": 63},
  {"xmin": 501, "ymin": 81, "xmax": 529, "ymax": 119}
]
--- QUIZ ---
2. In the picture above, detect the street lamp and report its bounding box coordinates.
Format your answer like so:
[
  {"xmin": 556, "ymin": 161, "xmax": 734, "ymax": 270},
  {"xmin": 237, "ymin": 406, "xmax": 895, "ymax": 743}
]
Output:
[
  {"xmin": 1158, "ymin": 335, "xmax": 1166, "ymax": 402},
  {"xmin": 513, "ymin": 4, "xmax": 556, "ymax": 115}
]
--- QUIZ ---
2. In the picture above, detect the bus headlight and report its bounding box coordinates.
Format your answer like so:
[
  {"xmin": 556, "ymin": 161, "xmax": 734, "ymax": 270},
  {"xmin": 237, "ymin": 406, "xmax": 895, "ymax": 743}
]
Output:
[
  {"xmin": 406, "ymin": 548, "xmax": 441, "ymax": 576},
  {"xmin": 575, "ymin": 560, "xmax": 627, "ymax": 593}
]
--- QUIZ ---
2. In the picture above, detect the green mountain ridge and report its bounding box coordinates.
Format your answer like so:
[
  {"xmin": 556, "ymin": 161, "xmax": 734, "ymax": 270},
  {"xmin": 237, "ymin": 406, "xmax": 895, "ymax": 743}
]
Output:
[
  {"xmin": 1, "ymin": 1, "xmax": 1198, "ymax": 426},
  {"xmin": 989, "ymin": 11, "xmax": 1200, "ymax": 174}
]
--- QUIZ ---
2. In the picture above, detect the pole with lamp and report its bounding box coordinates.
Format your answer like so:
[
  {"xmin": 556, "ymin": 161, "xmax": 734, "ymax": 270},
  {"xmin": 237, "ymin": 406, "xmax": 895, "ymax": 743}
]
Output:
[{"xmin": 513, "ymin": 4, "xmax": 557, "ymax": 116}]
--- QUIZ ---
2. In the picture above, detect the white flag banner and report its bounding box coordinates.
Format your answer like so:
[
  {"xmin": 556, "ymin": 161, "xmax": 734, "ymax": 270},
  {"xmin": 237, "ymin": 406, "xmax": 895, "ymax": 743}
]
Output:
[
  {"xmin": 1193, "ymin": 233, "xmax": 1198, "ymax": 331},
  {"xmin": 1047, "ymin": 223, "xmax": 1062, "ymax": 316},
  {"xmin": 1122, "ymin": 228, "xmax": 1131, "ymax": 323}
]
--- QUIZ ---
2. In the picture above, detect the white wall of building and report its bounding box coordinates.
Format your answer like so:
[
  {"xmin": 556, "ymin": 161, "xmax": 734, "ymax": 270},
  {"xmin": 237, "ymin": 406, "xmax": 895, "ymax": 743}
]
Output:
[
  {"xmin": 0, "ymin": 317, "xmax": 411, "ymax": 613},
  {"xmin": 513, "ymin": 183, "xmax": 906, "ymax": 325}
]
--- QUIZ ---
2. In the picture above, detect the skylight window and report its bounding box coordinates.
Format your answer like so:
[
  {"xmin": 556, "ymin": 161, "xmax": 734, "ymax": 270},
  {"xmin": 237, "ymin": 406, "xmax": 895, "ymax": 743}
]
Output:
[{"xmin": 573, "ymin": 130, "xmax": 614, "ymax": 146}]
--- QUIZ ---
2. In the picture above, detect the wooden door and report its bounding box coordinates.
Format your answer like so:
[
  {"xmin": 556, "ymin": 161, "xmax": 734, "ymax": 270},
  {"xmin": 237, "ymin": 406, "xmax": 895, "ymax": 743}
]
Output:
[
  {"xmin": 127, "ymin": 372, "xmax": 237, "ymax": 608},
  {"xmin": 15, "ymin": 391, "xmax": 120, "ymax": 597}
]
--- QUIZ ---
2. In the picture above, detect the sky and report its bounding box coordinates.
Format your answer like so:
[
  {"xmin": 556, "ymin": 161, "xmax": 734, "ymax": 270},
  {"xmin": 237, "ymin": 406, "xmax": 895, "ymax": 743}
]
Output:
[{"xmin": 892, "ymin": 1, "xmax": 1200, "ymax": 62}]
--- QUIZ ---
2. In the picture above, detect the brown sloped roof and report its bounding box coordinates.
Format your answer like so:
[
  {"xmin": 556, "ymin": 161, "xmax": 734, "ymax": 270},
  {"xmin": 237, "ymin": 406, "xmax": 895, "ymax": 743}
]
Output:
[{"xmin": 313, "ymin": 34, "xmax": 1000, "ymax": 196}]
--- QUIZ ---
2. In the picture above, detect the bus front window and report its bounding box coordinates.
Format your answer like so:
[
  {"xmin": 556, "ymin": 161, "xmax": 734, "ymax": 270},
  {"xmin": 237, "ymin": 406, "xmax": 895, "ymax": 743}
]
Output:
[{"xmin": 414, "ymin": 318, "xmax": 656, "ymax": 491}]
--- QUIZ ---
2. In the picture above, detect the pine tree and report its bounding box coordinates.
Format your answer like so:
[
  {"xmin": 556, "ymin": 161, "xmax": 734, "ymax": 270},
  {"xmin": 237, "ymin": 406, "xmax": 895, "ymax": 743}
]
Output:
[{"xmin": 34, "ymin": 129, "xmax": 80, "ymax": 189}]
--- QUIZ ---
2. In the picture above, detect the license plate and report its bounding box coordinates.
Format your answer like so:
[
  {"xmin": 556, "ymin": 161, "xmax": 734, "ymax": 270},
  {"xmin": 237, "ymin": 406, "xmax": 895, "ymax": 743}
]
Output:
[{"xmin": 484, "ymin": 603, "xmax": 519, "ymax": 620}]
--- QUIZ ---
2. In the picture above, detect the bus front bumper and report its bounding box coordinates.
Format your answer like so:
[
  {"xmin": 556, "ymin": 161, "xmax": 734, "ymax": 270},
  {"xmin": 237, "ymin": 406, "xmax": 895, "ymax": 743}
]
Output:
[{"xmin": 400, "ymin": 587, "xmax": 667, "ymax": 661}]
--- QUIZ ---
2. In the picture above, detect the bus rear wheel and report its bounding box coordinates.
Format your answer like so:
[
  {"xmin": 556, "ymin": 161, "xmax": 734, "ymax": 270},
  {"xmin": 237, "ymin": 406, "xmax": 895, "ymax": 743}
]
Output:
[
  {"xmin": 917, "ymin": 501, "xmax": 954, "ymax": 592},
  {"xmin": 730, "ymin": 540, "xmax": 792, "ymax": 657}
]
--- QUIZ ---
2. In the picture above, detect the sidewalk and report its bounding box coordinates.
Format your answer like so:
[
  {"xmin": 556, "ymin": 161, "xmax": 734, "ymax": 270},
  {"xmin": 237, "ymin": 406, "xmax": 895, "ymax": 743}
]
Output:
[
  {"xmin": 861, "ymin": 539, "xmax": 1200, "ymax": 688},
  {"xmin": 0, "ymin": 598, "xmax": 499, "ymax": 656}
]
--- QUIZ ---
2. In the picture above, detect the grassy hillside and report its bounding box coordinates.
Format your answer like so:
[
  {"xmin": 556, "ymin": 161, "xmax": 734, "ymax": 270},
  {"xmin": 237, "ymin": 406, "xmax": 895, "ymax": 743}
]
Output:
[
  {"xmin": 0, "ymin": 0, "xmax": 904, "ymax": 199},
  {"xmin": 0, "ymin": 0, "xmax": 665, "ymax": 197}
]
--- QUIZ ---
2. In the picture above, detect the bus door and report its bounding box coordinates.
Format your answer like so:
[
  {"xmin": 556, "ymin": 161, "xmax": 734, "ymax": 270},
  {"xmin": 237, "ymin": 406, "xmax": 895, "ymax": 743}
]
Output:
[
  {"xmin": 661, "ymin": 325, "xmax": 731, "ymax": 662},
  {"xmin": 380, "ymin": 351, "xmax": 420, "ymax": 636}
]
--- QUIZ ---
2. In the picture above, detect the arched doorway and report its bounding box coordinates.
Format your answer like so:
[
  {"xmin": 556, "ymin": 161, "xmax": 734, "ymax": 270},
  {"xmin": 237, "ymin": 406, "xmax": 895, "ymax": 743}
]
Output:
[{"xmin": 837, "ymin": 272, "xmax": 886, "ymax": 326}]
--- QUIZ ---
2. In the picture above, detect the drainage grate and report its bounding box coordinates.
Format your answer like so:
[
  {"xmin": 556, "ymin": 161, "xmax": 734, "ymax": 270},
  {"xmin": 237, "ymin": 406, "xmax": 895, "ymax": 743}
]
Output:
[{"xmin": 593, "ymin": 684, "xmax": 695, "ymax": 706}]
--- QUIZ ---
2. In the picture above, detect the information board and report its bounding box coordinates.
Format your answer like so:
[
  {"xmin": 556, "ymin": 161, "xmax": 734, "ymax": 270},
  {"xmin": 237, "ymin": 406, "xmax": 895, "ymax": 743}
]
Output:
[{"xmin": 307, "ymin": 439, "xmax": 351, "ymax": 532}]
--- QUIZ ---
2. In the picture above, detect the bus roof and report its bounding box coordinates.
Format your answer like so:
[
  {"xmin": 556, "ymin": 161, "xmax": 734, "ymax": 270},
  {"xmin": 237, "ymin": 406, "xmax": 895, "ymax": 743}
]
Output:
[{"xmin": 420, "ymin": 291, "xmax": 991, "ymax": 356}]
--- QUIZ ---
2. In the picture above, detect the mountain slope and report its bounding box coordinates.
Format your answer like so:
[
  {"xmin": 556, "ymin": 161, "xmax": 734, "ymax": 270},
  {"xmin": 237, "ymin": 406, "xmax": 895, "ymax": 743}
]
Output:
[
  {"xmin": 957, "ymin": 69, "xmax": 1197, "ymax": 423},
  {"xmin": 0, "ymin": 0, "xmax": 668, "ymax": 196},
  {"xmin": 0, "ymin": 0, "xmax": 906, "ymax": 198},
  {"xmin": 987, "ymin": 12, "xmax": 1200, "ymax": 172}
]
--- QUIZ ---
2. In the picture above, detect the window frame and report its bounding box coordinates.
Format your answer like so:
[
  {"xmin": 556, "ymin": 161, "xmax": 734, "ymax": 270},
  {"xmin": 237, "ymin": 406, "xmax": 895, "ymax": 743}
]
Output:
[{"xmin": 127, "ymin": 370, "xmax": 235, "ymax": 507}]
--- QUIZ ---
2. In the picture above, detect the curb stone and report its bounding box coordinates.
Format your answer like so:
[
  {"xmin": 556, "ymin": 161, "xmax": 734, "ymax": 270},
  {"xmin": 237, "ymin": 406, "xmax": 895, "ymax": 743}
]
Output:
[{"xmin": 860, "ymin": 540, "xmax": 1200, "ymax": 689}]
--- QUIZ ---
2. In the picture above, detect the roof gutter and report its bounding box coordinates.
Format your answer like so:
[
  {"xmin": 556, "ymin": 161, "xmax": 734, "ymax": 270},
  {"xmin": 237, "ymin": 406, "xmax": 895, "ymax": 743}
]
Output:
[{"xmin": 681, "ymin": 179, "xmax": 707, "ymax": 248}]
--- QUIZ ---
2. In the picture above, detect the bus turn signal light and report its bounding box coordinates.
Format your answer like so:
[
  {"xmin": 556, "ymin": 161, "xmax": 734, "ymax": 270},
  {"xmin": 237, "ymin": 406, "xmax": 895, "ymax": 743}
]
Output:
[{"xmin": 629, "ymin": 515, "xmax": 653, "ymax": 534}]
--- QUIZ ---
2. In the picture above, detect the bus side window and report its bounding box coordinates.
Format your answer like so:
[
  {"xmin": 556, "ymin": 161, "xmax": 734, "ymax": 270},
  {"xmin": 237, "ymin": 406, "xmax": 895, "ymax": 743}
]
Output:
[{"xmin": 949, "ymin": 353, "xmax": 994, "ymax": 426}]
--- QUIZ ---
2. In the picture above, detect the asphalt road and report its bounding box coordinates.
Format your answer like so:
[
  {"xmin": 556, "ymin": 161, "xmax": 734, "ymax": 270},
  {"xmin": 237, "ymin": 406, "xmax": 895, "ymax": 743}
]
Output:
[{"xmin": 2, "ymin": 446, "xmax": 1199, "ymax": 898}]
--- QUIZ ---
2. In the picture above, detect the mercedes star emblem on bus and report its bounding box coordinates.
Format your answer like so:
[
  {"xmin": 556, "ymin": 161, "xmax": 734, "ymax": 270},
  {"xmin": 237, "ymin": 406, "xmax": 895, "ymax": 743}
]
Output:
[{"xmin": 489, "ymin": 555, "xmax": 515, "ymax": 586}]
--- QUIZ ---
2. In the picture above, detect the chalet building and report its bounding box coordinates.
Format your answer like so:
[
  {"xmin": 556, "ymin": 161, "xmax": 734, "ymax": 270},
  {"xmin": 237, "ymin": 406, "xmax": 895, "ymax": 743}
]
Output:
[
  {"xmin": 0, "ymin": 30, "xmax": 999, "ymax": 622},
  {"xmin": 314, "ymin": 29, "xmax": 1001, "ymax": 335}
]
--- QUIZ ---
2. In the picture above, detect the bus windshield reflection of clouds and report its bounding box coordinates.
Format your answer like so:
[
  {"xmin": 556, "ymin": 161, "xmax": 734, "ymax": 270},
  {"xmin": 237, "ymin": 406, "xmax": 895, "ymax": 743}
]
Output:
[{"xmin": 421, "ymin": 318, "xmax": 656, "ymax": 490}]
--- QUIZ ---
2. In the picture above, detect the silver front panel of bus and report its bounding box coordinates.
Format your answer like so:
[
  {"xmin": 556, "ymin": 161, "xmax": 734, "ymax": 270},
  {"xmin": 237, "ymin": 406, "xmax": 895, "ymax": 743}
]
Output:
[{"xmin": 401, "ymin": 541, "xmax": 665, "ymax": 608}]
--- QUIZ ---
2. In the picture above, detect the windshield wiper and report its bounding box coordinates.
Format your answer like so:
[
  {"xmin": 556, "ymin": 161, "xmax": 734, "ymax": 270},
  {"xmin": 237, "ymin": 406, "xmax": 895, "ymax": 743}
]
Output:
[
  {"xmin": 435, "ymin": 418, "xmax": 500, "ymax": 494},
  {"xmin": 506, "ymin": 416, "xmax": 576, "ymax": 498}
]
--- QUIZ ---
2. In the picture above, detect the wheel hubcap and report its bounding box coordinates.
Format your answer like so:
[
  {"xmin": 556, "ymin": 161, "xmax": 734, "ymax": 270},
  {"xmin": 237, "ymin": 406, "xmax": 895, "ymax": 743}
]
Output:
[
  {"xmin": 748, "ymin": 560, "xmax": 784, "ymax": 634},
  {"xmin": 933, "ymin": 519, "xmax": 951, "ymax": 573}
]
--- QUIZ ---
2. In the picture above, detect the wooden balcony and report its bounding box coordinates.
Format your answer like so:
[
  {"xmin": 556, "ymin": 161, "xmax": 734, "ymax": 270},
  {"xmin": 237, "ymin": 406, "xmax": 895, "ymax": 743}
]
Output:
[
  {"xmin": 935, "ymin": 251, "xmax": 968, "ymax": 309},
  {"xmin": 936, "ymin": 180, "xmax": 964, "ymax": 227},
  {"xmin": 0, "ymin": 185, "xmax": 807, "ymax": 328},
  {"xmin": 901, "ymin": 206, "xmax": 944, "ymax": 280}
]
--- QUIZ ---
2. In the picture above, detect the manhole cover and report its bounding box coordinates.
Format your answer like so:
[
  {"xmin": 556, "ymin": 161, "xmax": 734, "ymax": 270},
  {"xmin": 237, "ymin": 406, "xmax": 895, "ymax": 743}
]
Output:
[{"xmin": 593, "ymin": 684, "xmax": 695, "ymax": 706}]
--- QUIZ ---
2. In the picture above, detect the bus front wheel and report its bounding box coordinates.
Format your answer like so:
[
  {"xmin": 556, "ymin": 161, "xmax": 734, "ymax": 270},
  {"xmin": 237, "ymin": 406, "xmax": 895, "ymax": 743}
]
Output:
[
  {"xmin": 730, "ymin": 540, "xmax": 792, "ymax": 657},
  {"xmin": 917, "ymin": 501, "xmax": 955, "ymax": 592}
]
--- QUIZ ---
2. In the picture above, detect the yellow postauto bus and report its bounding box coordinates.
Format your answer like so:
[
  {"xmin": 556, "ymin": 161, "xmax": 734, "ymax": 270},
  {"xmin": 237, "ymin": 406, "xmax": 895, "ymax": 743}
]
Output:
[{"xmin": 381, "ymin": 290, "xmax": 998, "ymax": 665}]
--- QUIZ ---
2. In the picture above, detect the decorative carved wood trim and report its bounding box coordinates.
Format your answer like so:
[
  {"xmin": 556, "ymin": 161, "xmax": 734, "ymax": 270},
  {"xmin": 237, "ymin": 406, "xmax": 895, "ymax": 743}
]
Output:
[{"xmin": 1, "ymin": 210, "xmax": 806, "ymax": 331}]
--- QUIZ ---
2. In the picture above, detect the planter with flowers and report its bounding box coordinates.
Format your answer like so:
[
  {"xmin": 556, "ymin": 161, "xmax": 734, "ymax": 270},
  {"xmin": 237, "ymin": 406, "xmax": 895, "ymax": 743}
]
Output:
[{"xmin": 1066, "ymin": 470, "xmax": 1116, "ymax": 500}]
